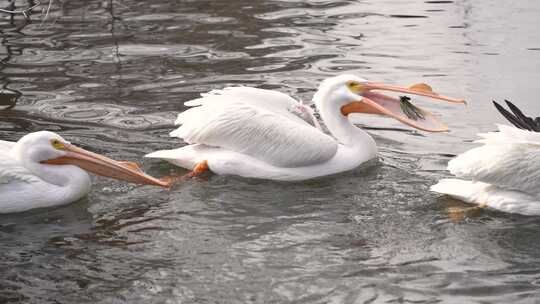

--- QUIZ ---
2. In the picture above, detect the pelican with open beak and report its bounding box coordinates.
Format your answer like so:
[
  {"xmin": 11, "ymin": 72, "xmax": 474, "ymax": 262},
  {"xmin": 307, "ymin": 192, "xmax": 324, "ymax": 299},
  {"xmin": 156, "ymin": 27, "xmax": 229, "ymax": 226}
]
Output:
[
  {"xmin": 146, "ymin": 74, "xmax": 465, "ymax": 181},
  {"xmin": 0, "ymin": 131, "xmax": 169, "ymax": 213}
]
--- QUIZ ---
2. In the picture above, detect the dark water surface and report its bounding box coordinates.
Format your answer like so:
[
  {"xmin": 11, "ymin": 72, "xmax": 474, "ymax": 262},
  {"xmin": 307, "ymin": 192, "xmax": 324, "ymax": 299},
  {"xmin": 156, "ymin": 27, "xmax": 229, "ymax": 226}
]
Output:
[{"xmin": 2, "ymin": 0, "xmax": 540, "ymax": 303}]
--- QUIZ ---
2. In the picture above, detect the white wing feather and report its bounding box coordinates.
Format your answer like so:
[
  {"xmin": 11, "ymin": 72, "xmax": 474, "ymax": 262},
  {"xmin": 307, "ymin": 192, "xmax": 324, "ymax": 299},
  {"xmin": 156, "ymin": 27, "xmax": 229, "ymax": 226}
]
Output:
[
  {"xmin": 448, "ymin": 124, "xmax": 540, "ymax": 196},
  {"xmin": 0, "ymin": 140, "xmax": 40, "ymax": 184},
  {"xmin": 183, "ymin": 87, "xmax": 321, "ymax": 129},
  {"xmin": 0, "ymin": 157, "xmax": 40, "ymax": 184},
  {"xmin": 172, "ymin": 98, "xmax": 337, "ymax": 168}
]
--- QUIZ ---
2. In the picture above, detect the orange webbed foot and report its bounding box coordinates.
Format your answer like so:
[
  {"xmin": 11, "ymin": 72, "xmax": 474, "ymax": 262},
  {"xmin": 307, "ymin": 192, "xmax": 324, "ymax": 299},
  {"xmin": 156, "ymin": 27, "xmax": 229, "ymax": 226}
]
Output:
[
  {"xmin": 184, "ymin": 160, "xmax": 210, "ymax": 179},
  {"xmin": 159, "ymin": 160, "xmax": 210, "ymax": 189}
]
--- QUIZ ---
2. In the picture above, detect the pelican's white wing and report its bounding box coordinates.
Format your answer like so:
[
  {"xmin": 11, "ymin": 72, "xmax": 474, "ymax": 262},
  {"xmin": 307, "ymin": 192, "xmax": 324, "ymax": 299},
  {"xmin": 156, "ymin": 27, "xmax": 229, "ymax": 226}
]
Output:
[
  {"xmin": 0, "ymin": 157, "xmax": 40, "ymax": 185},
  {"xmin": 171, "ymin": 101, "xmax": 337, "ymax": 168},
  {"xmin": 185, "ymin": 87, "xmax": 321, "ymax": 129},
  {"xmin": 446, "ymin": 124, "xmax": 540, "ymax": 196}
]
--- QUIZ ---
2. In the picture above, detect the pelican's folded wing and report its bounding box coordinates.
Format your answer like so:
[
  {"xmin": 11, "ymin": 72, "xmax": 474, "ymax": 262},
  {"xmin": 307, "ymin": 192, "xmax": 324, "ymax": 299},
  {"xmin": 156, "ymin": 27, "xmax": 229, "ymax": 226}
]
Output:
[
  {"xmin": 171, "ymin": 102, "xmax": 338, "ymax": 168},
  {"xmin": 0, "ymin": 157, "xmax": 40, "ymax": 184},
  {"xmin": 447, "ymin": 124, "xmax": 540, "ymax": 196},
  {"xmin": 185, "ymin": 87, "xmax": 321, "ymax": 129}
]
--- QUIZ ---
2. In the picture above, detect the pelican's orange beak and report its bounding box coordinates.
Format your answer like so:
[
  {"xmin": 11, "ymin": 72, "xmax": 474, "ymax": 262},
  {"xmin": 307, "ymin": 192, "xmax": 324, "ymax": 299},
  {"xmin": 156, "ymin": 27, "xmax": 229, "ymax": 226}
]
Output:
[
  {"xmin": 341, "ymin": 82, "xmax": 465, "ymax": 132},
  {"xmin": 41, "ymin": 143, "xmax": 170, "ymax": 188}
]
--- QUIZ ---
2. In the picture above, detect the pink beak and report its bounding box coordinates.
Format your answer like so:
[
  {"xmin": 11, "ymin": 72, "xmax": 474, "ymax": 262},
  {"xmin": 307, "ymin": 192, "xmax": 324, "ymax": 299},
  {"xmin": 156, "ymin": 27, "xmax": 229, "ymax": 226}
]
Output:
[
  {"xmin": 41, "ymin": 143, "xmax": 170, "ymax": 188},
  {"xmin": 341, "ymin": 82, "xmax": 465, "ymax": 132}
]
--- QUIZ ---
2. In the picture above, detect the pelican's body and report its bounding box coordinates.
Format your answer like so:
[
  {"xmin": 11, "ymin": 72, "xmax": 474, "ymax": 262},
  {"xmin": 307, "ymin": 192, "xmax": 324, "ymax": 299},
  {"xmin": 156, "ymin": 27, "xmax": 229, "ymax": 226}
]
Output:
[
  {"xmin": 431, "ymin": 101, "xmax": 540, "ymax": 215},
  {"xmin": 0, "ymin": 131, "xmax": 167, "ymax": 214},
  {"xmin": 147, "ymin": 75, "xmax": 463, "ymax": 181},
  {"xmin": 148, "ymin": 82, "xmax": 377, "ymax": 181},
  {"xmin": 153, "ymin": 128, "xmax": 376, "ymax": 181},
  {"xmin": 0, "ymin": 157, "xmax": 92, "ymax": 213}
]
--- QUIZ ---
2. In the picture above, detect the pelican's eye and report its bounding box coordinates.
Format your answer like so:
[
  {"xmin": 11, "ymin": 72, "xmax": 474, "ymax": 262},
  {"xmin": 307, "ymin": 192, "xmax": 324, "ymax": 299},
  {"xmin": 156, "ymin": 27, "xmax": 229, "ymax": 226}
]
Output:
[
  {"xmin": 51, "ymin": 139, "xmax": 65, "ymax": 150},
  {"xmin": 347, "ymin": 81, "xmax": 365, "ymax": 93}
]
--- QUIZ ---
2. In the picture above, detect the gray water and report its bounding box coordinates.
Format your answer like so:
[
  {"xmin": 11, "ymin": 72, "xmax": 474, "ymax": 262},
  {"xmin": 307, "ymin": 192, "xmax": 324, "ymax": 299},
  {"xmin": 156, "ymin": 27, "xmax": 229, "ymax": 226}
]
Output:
[{"xmin": 1, "ymin": 0, "xmax": 540, "ymax": 303}]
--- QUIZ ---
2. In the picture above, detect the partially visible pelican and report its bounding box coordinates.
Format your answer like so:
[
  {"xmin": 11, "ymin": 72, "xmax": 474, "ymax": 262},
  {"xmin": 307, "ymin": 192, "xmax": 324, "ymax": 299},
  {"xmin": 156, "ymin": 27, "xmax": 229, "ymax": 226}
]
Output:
[
  {"xmin": 147, "ymin": 74, "xmax": 464, "ymax": 181},
  {"xmin": 431, "ymin": 100, "xmax": 540, "ymax": 215},
  {"xmin": 0, "ymin": 131, "xmax": 169, "ymax": 214}
]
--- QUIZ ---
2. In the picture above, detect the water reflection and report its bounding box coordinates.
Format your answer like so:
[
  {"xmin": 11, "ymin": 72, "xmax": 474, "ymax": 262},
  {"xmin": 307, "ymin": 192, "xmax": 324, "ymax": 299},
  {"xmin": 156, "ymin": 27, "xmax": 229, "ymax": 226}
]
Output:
[{"xmin": 0, "ymin": 3, "xmax": 27, "ymax": 110}]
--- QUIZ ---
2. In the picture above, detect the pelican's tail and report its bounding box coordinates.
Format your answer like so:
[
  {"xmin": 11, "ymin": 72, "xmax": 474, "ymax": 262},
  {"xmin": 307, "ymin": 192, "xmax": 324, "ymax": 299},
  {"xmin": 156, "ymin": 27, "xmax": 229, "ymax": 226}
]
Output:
[
  {"xmin": 430, "ymin": 178, "xmax": 492, "ymax": 204},
  {"xmin": 145, "ymin": 146, "xmax": 199, "ymax": 170},
  {"xmin": 431, "ymin": 178, "xmax": 540, "ymax": 215}
]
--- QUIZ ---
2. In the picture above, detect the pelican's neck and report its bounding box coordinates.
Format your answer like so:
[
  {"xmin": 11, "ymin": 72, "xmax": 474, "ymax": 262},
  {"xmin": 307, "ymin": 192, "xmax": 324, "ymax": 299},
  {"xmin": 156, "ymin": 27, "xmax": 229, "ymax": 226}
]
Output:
[
  {"xmin": 34, "ymin": 163, "xmax": 90, "ymax": 186},
  {"xmin": 314, "ymin": 88, "xmax": 376, "ymax": 152},
  {"xmin": 14, "ymin": 151, "xmax": 92, "ymax": 198},
  {"xmin": 32, "ymin": 163, "xmax": 92, "ymax": 202},
  {"xmin": 8, "ymin": 135, "xmax": 92, "ymax": 205}
]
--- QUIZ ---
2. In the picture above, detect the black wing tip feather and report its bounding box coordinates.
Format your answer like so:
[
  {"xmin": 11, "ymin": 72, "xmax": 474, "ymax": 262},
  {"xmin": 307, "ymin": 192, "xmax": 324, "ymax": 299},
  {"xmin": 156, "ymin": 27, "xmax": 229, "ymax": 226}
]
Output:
[
  {"xmin": 493, "ymin": 99, "xmax": 540, "ymax": 132},
  {"xmin": 492, "ymin": 100, "xmax": 529, "ymax": 130},
  {"xmin": 506, "ymin": 100, "xmax": 540, "ymax": 132}
]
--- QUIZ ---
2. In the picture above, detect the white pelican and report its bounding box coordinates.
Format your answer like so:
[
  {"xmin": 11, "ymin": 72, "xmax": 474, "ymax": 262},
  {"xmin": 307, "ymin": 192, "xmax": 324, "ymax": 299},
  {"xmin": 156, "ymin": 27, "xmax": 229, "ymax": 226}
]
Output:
[
  {"xmin": 0, "ymin": 131, "xmax": 169, "ymax": 214},
  {"xmin": 147, "ymin": 75, "xmax": 465, "ymax": 181},
  {"xmin": 431, "ymin": 100, "xmax": 540, "ymax": 215}
]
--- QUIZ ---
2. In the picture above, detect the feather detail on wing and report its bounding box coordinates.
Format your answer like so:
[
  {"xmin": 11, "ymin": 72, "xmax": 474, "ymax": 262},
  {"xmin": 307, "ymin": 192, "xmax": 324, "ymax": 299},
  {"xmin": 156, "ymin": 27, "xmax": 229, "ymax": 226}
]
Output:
[
  {"xmin": 183, "ymin": 87, "xmax": 321, "ymax": 129},
  {"xmin": 0, "ymin": 140, "xmax": 39, "ymax": 184},
  {"xmin": 0, "ymin": 157, "xmax": 40, "ymax": 184},
  {"xmin": 448, "ymin": 124, "xmax": 540, "ymax": 196},
  {"xmin": 171, "ymin": 100, "xmax": 338, "ymax": 168}
]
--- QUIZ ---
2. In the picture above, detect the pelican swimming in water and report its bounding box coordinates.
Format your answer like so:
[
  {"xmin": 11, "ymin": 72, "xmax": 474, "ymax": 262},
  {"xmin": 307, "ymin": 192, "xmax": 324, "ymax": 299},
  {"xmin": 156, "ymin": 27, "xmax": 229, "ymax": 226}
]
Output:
[
  {"xmin": 0, "ymin": 131, "xmax": 168, "ymax": 214},
  {"xmin": 431, "ymin": 100, "xmax": 540, "ymax": 215},
  {"xmin": 147, "ymin": 75, "xmax": 464, "ymax": 181}
]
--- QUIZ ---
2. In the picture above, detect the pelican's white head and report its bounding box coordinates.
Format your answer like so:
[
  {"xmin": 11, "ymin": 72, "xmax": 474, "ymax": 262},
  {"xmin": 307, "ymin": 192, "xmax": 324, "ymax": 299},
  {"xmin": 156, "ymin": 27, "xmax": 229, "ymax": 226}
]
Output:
[
  {"xmin": 11, "ymin": 131, "xmax": 169, "ymax": 188},
  {"xmin": 313, "ymin": 74, "xmax": 465, "ymax": 132},
  {"xmin": 12, "ymin": 131, "xmax": 69, "ymax": 164},
  {"xmin": 313, "ymin": 74, "xmax": 368, "ymax": 109}
]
